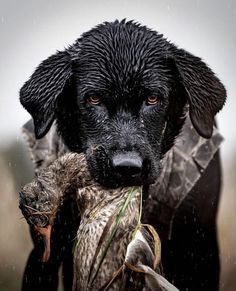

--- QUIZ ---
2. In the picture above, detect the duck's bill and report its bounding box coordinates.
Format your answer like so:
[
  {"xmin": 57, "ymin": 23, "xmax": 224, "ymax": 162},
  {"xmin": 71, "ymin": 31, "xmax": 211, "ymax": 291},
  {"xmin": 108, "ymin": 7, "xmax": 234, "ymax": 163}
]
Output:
[{"xmin": 35, "ymin": 224, "xmax": 52, "ymax": 262}]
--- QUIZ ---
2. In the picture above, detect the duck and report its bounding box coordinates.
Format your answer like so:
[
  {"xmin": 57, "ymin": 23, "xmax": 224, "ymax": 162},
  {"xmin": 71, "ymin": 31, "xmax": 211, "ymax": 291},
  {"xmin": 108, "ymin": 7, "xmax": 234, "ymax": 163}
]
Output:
[{"xmin": 20, "ymin": 152, "xmax": 178, "ymax": 291}]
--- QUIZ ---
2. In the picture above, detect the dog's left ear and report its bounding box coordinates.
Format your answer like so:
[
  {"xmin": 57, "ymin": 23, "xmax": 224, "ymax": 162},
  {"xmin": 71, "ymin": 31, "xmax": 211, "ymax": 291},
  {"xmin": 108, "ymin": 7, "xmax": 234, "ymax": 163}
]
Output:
[
  {"xmin": 20, "ymin": 50, "xmax": 73, "ymax": 139},
  {"xmin": 170, "ymin": 47, "xmax": 226, "ymax": 138}
]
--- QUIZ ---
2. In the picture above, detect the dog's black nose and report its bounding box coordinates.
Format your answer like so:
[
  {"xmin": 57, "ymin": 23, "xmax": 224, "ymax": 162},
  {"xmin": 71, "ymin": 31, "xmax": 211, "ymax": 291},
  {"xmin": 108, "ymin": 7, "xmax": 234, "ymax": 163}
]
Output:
[{"xmin": 112, "ymin": 152, "xmax": 143, "ymax": 176}]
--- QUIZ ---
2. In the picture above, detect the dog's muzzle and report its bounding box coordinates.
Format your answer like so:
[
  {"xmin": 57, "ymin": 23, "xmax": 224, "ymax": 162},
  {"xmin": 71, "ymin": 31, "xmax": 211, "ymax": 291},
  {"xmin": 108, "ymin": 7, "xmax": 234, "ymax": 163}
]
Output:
[{"xmin": 112, "ymin": 151, "xmax": 143, "ymax": 178}]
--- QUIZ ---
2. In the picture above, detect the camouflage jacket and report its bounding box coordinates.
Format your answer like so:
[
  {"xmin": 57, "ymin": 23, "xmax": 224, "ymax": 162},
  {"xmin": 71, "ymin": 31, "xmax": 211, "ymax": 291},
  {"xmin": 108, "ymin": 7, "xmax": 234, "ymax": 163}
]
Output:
[{"xmin": 22, "ymin": 116, "xmax": 223, "ymax": 239}]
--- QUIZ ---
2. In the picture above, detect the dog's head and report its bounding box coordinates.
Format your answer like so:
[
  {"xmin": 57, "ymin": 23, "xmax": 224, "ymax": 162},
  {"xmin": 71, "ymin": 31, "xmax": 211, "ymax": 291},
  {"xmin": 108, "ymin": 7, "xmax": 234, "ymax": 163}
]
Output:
[{"xmin": 20, "ymin": 20, "xmax": 226, "ymax": 188}]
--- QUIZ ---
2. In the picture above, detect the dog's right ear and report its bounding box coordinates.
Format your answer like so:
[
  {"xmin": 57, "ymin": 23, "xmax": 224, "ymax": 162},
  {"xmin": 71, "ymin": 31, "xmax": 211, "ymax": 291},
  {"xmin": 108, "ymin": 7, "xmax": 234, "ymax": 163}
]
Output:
[{"xmin": 20, "ymin": 50, "xmax": 73, "ymax": 139}]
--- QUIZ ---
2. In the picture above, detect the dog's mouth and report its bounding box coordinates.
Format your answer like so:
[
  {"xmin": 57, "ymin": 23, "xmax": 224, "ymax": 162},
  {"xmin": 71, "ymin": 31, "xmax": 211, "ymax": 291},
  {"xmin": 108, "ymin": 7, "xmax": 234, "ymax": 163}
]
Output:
[
  {"xmin": 107, "ymin": 174, "xmax": 156, "ymax": 188},
  {"xmin": 97, "ymin": 169, "xmax": 158, "ymax": 189},
  {"xmin": 86, "ymin": 145, "xmax": 159, "ymax": 188}
]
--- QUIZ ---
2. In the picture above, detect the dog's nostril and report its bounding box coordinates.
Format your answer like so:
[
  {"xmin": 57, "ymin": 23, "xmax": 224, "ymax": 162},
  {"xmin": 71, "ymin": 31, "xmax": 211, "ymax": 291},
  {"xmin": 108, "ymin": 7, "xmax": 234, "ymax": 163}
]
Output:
[{"xmin": 112, "ymin": 152, "xmax": 143, "ymax": 176}]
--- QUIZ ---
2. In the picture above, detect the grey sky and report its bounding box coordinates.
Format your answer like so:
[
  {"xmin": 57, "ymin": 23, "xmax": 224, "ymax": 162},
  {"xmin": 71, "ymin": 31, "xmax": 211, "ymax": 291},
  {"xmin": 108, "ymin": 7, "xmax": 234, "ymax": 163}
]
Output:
[{"xmin": 0, "ymin": 0, "xmax": 235, "ymax": 164}]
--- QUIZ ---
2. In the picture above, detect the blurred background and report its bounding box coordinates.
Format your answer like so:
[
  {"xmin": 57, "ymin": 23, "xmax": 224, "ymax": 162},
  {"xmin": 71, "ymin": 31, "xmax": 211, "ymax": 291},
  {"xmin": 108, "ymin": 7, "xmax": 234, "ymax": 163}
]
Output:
[{"xmin": 0, "ymin": 0, "xmax": 235, "ymax": 290}]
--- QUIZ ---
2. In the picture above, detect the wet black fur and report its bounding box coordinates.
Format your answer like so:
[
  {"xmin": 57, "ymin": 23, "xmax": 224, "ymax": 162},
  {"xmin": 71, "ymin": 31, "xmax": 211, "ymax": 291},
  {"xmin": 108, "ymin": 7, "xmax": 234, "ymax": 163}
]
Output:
[
  {"xmin": 20, "ymin": 19, "xmax": 226, "ymax": 188},
  {"xmin": 20, "ymin": 20, "xmax": 226, "ymax": 291}
]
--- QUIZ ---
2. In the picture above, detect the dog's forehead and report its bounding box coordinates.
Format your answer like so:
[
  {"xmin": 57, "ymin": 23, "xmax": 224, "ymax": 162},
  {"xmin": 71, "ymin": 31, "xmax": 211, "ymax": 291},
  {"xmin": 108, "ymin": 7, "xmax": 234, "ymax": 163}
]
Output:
[{"xmin": 71, "ymin": 21, "xmax": 172, "ymax": 94}]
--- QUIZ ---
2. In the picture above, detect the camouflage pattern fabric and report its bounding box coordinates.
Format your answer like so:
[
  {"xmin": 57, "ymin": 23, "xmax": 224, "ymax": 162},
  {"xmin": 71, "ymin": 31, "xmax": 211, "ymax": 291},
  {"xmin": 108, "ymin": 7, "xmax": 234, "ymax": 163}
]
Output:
[{"xmin": 142, "ymin": 116, "xmax": 223, "ymax": 238}]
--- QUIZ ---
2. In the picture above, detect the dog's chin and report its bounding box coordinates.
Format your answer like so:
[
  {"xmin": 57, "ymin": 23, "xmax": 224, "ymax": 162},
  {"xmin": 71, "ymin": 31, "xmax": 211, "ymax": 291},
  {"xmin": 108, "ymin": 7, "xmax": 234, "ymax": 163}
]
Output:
[{"xmin": 94, "ymin": 173, "xmax": 157, "ymax": 189}]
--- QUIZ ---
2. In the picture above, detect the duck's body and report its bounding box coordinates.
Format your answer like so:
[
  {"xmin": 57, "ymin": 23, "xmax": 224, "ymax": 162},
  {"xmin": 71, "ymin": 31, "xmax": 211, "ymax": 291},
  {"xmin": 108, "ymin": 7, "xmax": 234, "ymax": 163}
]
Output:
[{"xmin": 74, "ymin": 185, "xmax": 140, "ymax": 290}]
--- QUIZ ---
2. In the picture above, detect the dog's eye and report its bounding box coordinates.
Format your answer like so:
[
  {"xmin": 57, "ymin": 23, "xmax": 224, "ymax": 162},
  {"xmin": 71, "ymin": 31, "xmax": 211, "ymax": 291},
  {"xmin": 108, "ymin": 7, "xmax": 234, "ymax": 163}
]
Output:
[
  {"xmin": 146, "ymin": 95, "xmax": 159, "ymax": 105},
  {"xmin": 87, "ymin": 95, "xmax": 101, "ymax": 105}
]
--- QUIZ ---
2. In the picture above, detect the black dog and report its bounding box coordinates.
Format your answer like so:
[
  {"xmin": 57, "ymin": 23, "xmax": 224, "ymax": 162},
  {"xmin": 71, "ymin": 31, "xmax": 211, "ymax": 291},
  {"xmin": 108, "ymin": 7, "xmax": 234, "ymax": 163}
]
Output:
[{"xmin": 20, "ymin": 20, "xmax": 226, "ymax": 291}]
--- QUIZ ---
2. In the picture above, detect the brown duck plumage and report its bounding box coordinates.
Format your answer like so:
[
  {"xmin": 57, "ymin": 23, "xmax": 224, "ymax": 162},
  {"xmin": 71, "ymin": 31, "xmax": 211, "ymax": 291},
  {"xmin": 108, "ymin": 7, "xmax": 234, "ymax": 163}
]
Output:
[{"xmin": 19, "ymin": 153, "xmax": 178, "ymax": 291}]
